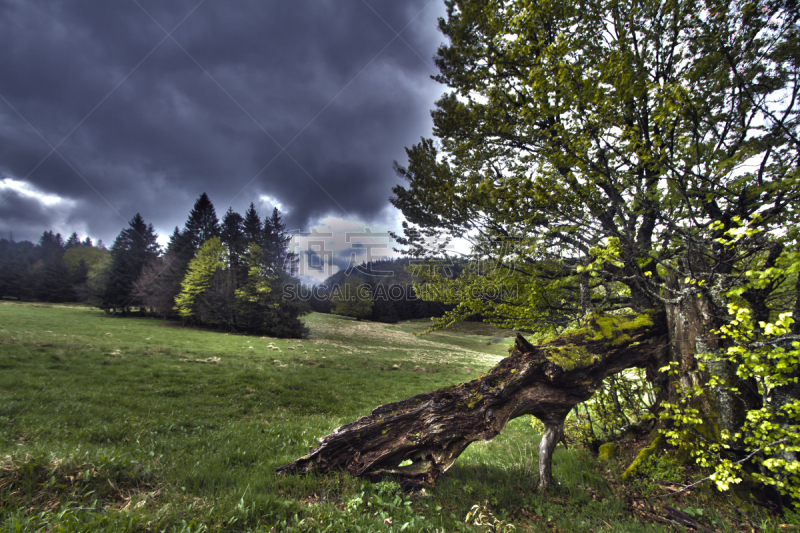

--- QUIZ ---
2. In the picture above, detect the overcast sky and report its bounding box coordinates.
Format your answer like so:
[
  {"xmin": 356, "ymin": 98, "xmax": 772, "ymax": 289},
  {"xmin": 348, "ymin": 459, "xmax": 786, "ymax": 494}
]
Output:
[{"xmin": 0, "ymin": 0, "xmax": 448, "ymax": 282}]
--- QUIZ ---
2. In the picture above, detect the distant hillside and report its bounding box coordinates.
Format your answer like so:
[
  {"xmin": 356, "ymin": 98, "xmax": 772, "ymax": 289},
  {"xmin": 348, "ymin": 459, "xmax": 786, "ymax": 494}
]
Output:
[
  {"xmin": 321, "ymin": 258, "xmax": 422, "ymax": 287},
  {"xmin": 311, "ymin": 258, "xmax": 456, "ymax": 323}
]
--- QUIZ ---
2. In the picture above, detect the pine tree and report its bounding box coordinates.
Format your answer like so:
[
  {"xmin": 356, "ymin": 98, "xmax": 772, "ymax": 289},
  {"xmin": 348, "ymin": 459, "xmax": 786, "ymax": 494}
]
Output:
[
  {"xmin": 65, "ymin": 232, "xmax": 81, "ymax": 248},
  {"xmin": 174, "ymin": 237, "xmax": 227, "ymax": 319},
  {"xmin": 101, "ymin": 213, "xmax": 160, "ymax": 312},
  {"xmin": 221, "ymin": 207, "xmax": 245, "ymax": 284},
  {"xmin": 71, "ymin": 258, "xmax": 89, "ymax": 288},
  {"xmin": 184, "ymin": 193, "xmax": 220, "ymax": 251},
  {"xmin": 167, "ymin": 226, "xmax": 193, "ymax": 258},
  {"xmin": 242, "ymin": 202, "xmax": 263, "ymax": 246},
  {"xmin": 133, "ymin": 225, "xmax": 196, "ymax": 317},
  {"xmin": 0, "ymin": 240, "xmax": 36, "ymax": 300},
  {"xmin": 262, "ymin": 207, "xmax": 295, "ymax": 274},
  {"xmin": 253, "ymin": 271, "xmax": 309, "ymax": 337},
  {"xmin": 36, "ymin": 259, "xmax": 72, "ymax": 302},
  {"xmin": 34, "ymin": 230, "xmax": 71, "ymax": 302},
  {"xmin": 233, "ymin": 243, "xmax": 273, "ymax": 331},
  {"xmin": 221, "ymin": 208, "xmax": 245, "ymax": 253},
  {"xmin": 37, "ymin": 231, "xmax": 64, "ymax": 262}
]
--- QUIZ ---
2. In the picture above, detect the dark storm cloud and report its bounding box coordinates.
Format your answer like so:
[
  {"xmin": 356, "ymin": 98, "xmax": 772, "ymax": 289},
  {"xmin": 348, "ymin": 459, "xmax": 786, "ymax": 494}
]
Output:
[
  {"xmin": 0, "ymin": 188, "xmax": 61, "ymax": 233},
  {"xmin": 0, "ymin": 0, "xmax": 446, "ymax": 245}
]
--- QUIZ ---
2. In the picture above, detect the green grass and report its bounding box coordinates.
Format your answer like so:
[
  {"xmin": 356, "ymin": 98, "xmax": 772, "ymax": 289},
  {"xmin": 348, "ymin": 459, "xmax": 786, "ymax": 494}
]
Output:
[{"xmin": 0, "ymin": 302, "xmax": 794, "ymax": 532}]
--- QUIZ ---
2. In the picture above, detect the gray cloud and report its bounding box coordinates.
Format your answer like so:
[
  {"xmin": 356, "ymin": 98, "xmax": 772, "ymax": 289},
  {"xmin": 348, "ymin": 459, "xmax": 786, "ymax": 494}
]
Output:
[{"xmin": 0, "ymin": 0, "xmax": 446, "ymax": 246}]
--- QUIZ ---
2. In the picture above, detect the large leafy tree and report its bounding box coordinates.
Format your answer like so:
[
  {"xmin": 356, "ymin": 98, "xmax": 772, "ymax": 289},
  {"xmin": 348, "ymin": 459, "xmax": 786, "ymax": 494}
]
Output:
[
  {"xmin": 63, "ymin": 244, "xmax": 109, "ymax": 302},
  {"xmin": 391, "ymin": 0, "xmax": 799, "ymax": 496},
  {"xmin": 62, "ymin": 245, "xmax": 108, "ymax": 276}
]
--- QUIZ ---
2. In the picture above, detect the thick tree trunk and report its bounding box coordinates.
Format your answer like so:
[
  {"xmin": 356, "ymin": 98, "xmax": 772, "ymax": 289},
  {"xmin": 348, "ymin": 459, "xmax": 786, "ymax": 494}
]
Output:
[
  {"xmin": 663, "ymin": 274, "xmax": 762, "ymax": 446},
  {"xmin": 277, "ymin": 311, "xmax": 669, "ymax": 489}
]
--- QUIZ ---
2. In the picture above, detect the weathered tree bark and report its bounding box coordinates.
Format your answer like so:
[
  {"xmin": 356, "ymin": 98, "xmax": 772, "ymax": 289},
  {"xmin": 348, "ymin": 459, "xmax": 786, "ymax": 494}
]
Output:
[
  {"xmin": 663, "ymin": 273, "xmax": 762, "ymax": 447},
  {"xmin": 277, "ymin": 311, "xmax": 669, "ymax": 489}
]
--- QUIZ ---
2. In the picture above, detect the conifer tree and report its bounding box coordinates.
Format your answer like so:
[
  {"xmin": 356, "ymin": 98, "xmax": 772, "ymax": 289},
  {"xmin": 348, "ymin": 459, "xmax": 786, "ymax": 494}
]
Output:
[
  {"xmin": 71, "ymin": 259, "xmax": 89, "ymax": 287},
  {"xmin": 65, "ymin": 232, "xmax": 81, "ymax": 248},
  {"xmin": 0, "ymin": 239, "xmax": 36, "ymax": 300},
  {"xmin": 35, "ymin": 259, "xmax": 72, "ymax": 302},
  {"xmin": 37, "ymin": 231, "xmax": 64, "ymax": 263},
  {"xmin": 174, "ymin": 237, "xmax": 227, "ymax": 319},
  {"xmin": 221, "ymin": 207, "xmax": 245, "ymax": 279},
  {"xmin": 184, "ymin": 192, "xmax": 220, "ymax": 251},
  {"xmin": 101, "ymin": 213, "xmax": 160, "ymax": 312},
  {"xmin": 141, "ymin": 226, "xmax": 197, "ymax": 315},
  {"xmin": 233, "ymin": 243, "xmax": 273, "ymax": 330},
  {"xmin": 263, "ymin": 207, "xmax": 295, "ymax": 274},
  {"xmin": 254, "ymin": 270, "xmax": 309, "ymax": 337},
  {"xmin": 33, "ymin": 230, "xmax": 72, "ymax": 302},
  {"xmin": 242, "ymin": 202, "xmax": 263, "ymax": 246}
]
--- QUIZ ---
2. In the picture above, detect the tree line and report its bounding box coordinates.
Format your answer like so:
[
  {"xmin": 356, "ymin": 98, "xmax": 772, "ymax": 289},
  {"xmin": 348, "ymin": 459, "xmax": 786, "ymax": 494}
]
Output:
[
  {"xmin": 0, "ymin": 193, "xmax": 307, "ymax": 337},
  {"xmin": 0, "ymin": 231, "xmax": 104, "ymax": 303}
]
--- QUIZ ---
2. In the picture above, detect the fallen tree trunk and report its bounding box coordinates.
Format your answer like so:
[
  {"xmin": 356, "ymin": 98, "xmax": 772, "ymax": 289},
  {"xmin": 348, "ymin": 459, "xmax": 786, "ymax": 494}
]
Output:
[{"xmin": 277, "ymin": 311, "xmax": 669, "ymax": 489}]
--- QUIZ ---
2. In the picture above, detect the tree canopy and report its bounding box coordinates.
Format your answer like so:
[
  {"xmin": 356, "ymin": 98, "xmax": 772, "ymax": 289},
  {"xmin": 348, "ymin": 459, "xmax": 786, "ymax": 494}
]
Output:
[
  {"xmin": 393, "ymin": 0, "xmax": 799, "ymax": 335},
  {"xmin": 390, "ymin": 0, "xmax": 799, "ymax": 503}
]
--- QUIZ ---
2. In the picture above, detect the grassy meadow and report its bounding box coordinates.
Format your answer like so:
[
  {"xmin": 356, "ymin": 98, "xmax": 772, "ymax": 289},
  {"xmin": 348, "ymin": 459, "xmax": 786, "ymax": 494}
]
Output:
[{"xmin": 0, "ymin": 301, "xmax": 795, "ymax": 532}]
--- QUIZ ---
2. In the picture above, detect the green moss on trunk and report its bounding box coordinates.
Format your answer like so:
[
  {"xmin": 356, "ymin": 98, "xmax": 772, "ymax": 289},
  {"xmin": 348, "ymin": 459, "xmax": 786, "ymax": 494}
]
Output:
[
  {"xmin": 544, "ymin": 310, "xmax": 656, "ymax": 371},
  {"xmin": 544, "ymin": 345, "xmax": 599, "ymax": 371},
  {"xmin": 621, "ymin": 433, "xmax": 664, "ymax": 480}
]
